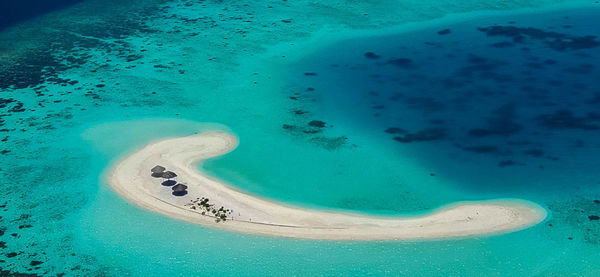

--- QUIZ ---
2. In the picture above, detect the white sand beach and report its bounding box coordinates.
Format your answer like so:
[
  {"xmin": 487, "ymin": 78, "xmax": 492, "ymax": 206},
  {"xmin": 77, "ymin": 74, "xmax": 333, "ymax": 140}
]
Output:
[{"xmin": 108, "ymin": 131, "xmax": 547, "ymax": 240}]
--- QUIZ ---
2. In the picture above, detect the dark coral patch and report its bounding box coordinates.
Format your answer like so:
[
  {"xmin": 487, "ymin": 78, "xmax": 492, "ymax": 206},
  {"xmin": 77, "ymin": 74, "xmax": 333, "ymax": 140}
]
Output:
[
  {"xmin": 364, "ymin": 52, "xmax": 380, "ymax": 59},
  {"xmin": 393, "ymin": 128, "xmax": 446, "ymax": 143},
  {"xmin": 386, "ymin": 58, "xmax": 416, "ymax": 69},
  {"xmin": 294, "ymin": 110, "xmax": 308, "ymax": 115},
  {"xmin": 30, "ymin": 261, "xmax": 44, "ymax": 266},
  {"xmin": 491, "ymin": 41, "xmax": 514, "ymax": 48},
  {"xmin": 537, "ymin": 110, "xmax": 599, "ymax": 130},
  {"xmin": 125, "ymin": 54, "xmax": 143, "ymax": 62},
  {"xmin": 468, "ymin": 103, "xmax": 521, "ymax": 137},
  {"xmin": 310, "ymin": 136, "xmax": 348, "ymax": 150},
  {"xmin": 437, "ymin": 28, "xmax": 451, "ymax": 35},
  {"xmin": 303, "ymin": 129, "xmax": 321, "ymax": 134},
  {"xmin": 478, "ymin": 25, "xmax": 600, "ymax": 51},
  {"xmin": 523, "ymin": 149, "xmax": 544, "ymax": 157},
  {"xmin": 384, "ymin": 127, "xmax": 406, "ymax": 134},
  {"xmin": 8, "ymin": 102, "xmax": 26, "ymax": 113},
  {"xmin": 402, "ymin": 97, "xmax": 445, "ymax": 112},
  {"xmin": 467, "ymin": 54, "xmax": 487, "ymax": 64},
  {"xmin": 463, "ymin": 145, "xmax": 502, "ymax": 154},
  {"xmin": 498, "ymin": 160, "xmax": 517, "ymax": 167},
  {"xmin": 562, "ymin": 63, "xmax": 595, "ymax": 74},
  {"xmin": 0, "ymin": 98, "xmax": 16, "ymax": 109},
  {"xmin": 308, "ymin": 120, "xmax": 326, "ymax": 128}
]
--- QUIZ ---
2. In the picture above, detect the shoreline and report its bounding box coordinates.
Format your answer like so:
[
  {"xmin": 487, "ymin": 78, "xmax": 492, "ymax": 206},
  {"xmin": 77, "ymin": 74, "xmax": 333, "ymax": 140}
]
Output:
[{"xmin": 107, "ymin": 130, "xmax": 547, "ymax": 240}]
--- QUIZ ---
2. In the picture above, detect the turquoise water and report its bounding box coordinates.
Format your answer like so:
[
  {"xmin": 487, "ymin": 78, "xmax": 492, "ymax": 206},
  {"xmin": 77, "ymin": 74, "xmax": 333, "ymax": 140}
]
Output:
[{"xmin": 1, "ymin": 0, "xmax": 600, "ymax": 275}]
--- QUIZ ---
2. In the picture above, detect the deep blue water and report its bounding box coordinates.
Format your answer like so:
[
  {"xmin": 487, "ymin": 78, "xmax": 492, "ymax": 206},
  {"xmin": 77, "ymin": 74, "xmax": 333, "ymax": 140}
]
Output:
[
  {"xmin": 0, "ymin": 0, "xmax": 85, "ymax": 30},
  {"xmin": 290, "ymin": 7, "xmax": 600, "ymax": 197}
]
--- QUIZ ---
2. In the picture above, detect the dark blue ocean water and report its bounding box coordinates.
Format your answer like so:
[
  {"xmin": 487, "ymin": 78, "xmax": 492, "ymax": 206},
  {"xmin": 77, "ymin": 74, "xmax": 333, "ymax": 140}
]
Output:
[
  {"xmin": 290, "ymin": 7, "xmax": 600, "ymax": 197},
  {"xmin": 0, "ymin": 0, "xmax": 85, "ymax": 30}
]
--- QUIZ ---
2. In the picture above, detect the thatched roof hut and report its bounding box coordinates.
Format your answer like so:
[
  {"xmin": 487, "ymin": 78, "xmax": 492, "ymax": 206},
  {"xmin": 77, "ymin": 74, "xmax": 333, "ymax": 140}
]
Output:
[
  {"xmin": 151, "ymin": 165, "xmax": 166, "ymax": 173},
  {"xmin": 172, "ymin": 183, "xmax": 188, "ymax": 196},
  {"xmin": 172, "ymin": 183, "xmax": 188, "ymax": 192},
  {"xmin": 161, "ymin": 180, "xmax": 177, "ymax": 186},
  {"xmin": 162, "ymin": 171, "xmax": 177, "ymax": 179}
]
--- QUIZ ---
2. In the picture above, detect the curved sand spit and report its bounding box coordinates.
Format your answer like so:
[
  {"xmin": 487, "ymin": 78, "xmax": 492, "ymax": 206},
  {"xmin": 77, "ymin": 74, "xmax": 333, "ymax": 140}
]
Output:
[{"xmin": 108, "ymin": 131, "xmax": 547, "ymax": 240}]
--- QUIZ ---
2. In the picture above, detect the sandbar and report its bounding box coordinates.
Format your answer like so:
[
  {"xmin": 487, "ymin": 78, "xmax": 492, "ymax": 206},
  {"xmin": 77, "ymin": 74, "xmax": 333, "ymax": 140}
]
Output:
[{"xmin": 107, "ymin": 131, "xmax": 547, "ymax": 240}]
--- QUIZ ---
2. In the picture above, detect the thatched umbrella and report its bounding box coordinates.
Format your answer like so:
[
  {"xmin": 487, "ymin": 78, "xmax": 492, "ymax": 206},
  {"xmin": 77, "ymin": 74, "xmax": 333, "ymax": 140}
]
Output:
[
  {"xmin": 162, "ymin": 171, "xmax": 177, "ymax": 180},
  {"xmin": 151, "ymin": 165, "xmax": 166, "ymax": 178},
  {"xmin": 172, "ymin": 183, "xmax": 188, "ymax": 192},
  {"xmin": 161, "ymin": 180, "xmax": 177, "ymax": 186},
  {"xmin": 151, "ymin": 165, "xmax": 166, "ymax": 173},
  {"xmin": 172, "ymin": 183, "xmax": 188, "ymax": 196}
]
